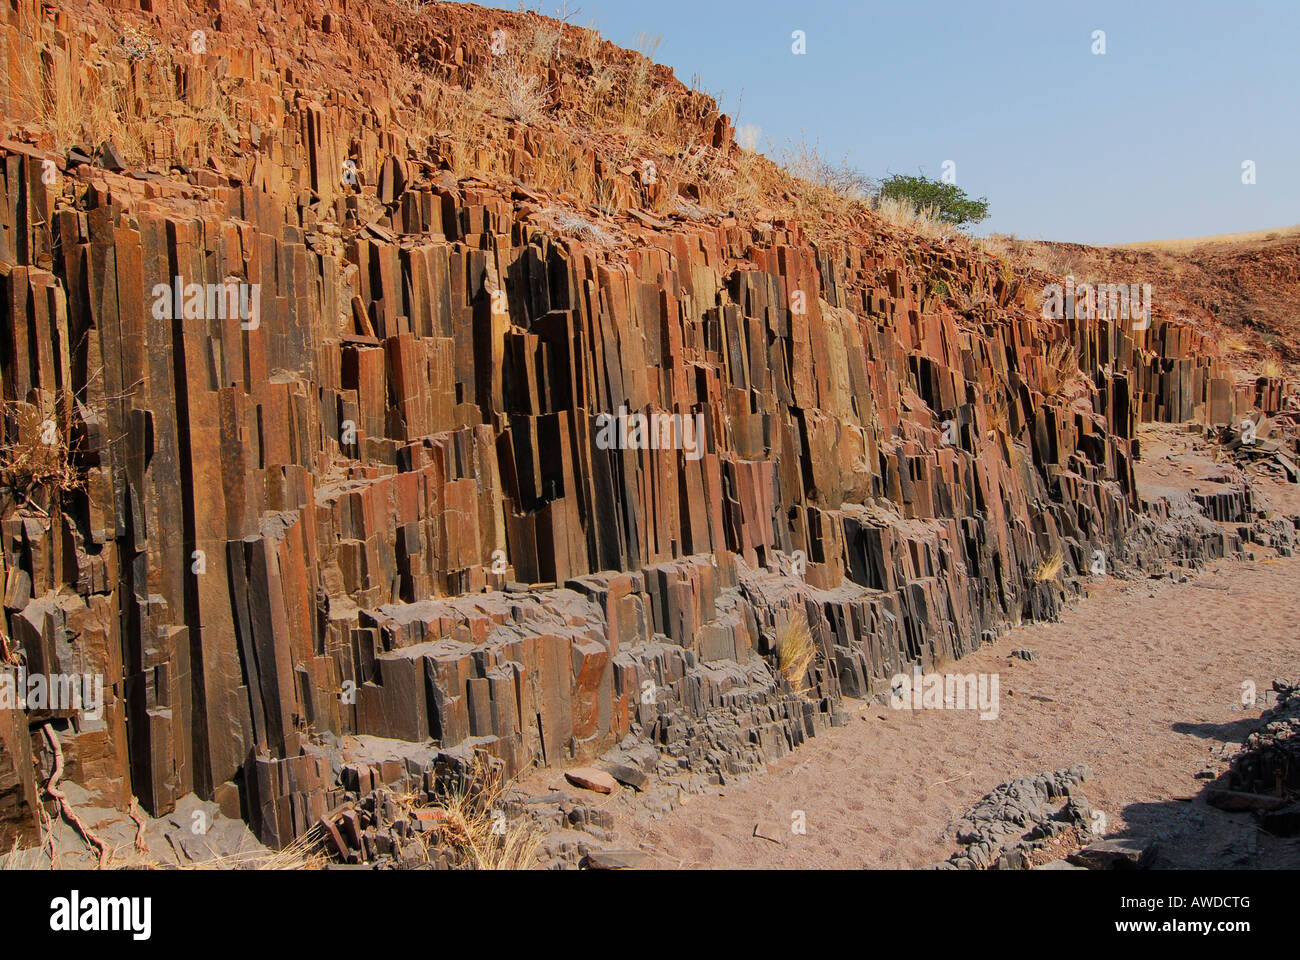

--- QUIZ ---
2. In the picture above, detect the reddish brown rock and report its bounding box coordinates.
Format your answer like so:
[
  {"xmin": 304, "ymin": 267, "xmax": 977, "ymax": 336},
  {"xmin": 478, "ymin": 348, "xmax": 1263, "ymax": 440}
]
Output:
[
  {"xmin": 564, "ymin": 768, "xmax": 618, "ymax": 795},
  {"xmin": 0, "ymin": 0, "xmax": 1290, "ymax": 853}
]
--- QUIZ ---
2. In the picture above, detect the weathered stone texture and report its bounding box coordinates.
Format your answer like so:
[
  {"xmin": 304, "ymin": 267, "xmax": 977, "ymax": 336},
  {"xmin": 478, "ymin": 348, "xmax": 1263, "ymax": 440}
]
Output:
[{"xmin": 0, "ymin": 0, "xmax": 1280, "ymax": 847}]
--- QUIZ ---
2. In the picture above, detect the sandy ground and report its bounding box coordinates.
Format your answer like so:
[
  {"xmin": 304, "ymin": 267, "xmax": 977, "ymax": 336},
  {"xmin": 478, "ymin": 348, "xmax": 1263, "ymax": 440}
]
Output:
[{"xmin": 608, "ymin": 557, "xmax": 1300, "ymax": 868}]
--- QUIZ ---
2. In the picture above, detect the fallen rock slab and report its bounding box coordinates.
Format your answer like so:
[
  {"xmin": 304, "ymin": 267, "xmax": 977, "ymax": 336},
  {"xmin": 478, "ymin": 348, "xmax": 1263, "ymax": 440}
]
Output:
[
  {"xmin": 581, "ymin": 849, "xmax": 648, "ymax": 869},
  {"xmin": 601, "ymin": 763, "xmax": 648, "ymax": 792},
  {"xmin": 565, "ymin": 768, "xmax": 619, "ymax": 795},
  {"xmin": 1067, "ymin": 838, "xmax": 1158, "ymax": 870},
  {"xmin": 1205, "ymin": 788, "xmax": 1287, "ymax": 812}
]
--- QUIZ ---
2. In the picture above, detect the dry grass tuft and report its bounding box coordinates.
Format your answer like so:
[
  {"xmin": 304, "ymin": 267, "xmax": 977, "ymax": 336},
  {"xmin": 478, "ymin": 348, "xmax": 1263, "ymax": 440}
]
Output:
[
  {"xmin": 14, "ymin": 50, "xmax": 106, "ymax": 154},
  {"xmin": 1, "ymin": 836, "xmax": 26, "ymax": 869},
  {"xmin": 776, "ymin": 609, "xmax": 816, "ymax": 695},
  {"xmin": 183, "ymin": 825, "xmax": 330, "ymax": 870},
  {"xmin": 174, "ymin": 69, "xmax": 238, "ymax": 163},
  {"xmin": 426, "ymin": 762, "xmax": 543, "ymax": 870},
  {"xmin": 948, "ymin": 285, "xmax": 988, "ymax": 317},
  {"xmin": 119, "ymin": 24, "xmax": 160, "ymax": 63},
  {"xmin": 620, "ymin": 33, "xmax": 663, "ymax": 133},
  {"xmin": 544, "ymin": 207, "xmax": 614, "ymax": 246},
  {"xmin": 582, "ymin": 61, "xmax": 619, "ymax": 126},
  {"xmin": 1034, "ymin": 548, "xmax": 1064, "ymax": 582},
  {"xmin": 986, "ymin": 391, "xmax": 1010, "ymax": 439},
  {"xmin": 13, "ymin": 20, "xmax": 204, "ymax": 165},
  {"xmin": 489, "ymin": 58, "xmax": 552, "ymax": 125},
  {"xmin": 779, "ymin": 136, "xmax": 872, "ymax": 202},
  {"xmin": 1041, "ymin": 341, "xmax": 1080, "ymax": 398},
  {"xmin": 872, "ymin": 196, "xmax": 960, "ymax": 242},
  {"xmin": 773, "ymin": 135, "xmax": 873, "ymax": 228},
  {"xmin": 522, "ymin": 16, "xmax": 564, "ymax": 63},
  {"xmin": 0, "ymin": 396, "xmax": 86, "ymax": 504}
]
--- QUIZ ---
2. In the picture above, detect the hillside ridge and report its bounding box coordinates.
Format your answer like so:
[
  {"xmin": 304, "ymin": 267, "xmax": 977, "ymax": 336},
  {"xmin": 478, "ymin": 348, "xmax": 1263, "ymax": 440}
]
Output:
[{"xmin": 0, "ymin": 0, "xmax": 1296, "ymax": 865}]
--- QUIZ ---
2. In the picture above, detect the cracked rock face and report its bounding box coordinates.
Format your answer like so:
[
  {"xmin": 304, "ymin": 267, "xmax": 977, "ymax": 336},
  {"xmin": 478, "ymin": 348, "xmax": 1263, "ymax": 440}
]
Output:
[
  {"xmin": 1, "ymin": 0, "xmax": 1294, "ymax": 853},
  {"xmin": 938, "ymin": 764, "xmax": 1093, "ymax": 869}
]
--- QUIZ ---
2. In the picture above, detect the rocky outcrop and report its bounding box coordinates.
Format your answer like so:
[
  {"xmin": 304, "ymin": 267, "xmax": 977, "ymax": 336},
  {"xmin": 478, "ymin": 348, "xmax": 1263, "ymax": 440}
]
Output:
[
  {"xmin": 937, "ymin": 764, "xmax": 1093, "ymax": 870},
  {"xmin": 0, "ymin": 0, "xmax": 1289, "ymax": 852}
]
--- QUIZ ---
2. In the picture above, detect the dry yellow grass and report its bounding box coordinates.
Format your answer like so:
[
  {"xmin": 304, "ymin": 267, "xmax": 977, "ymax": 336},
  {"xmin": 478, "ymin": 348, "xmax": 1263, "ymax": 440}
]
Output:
[
  {"xmin": 776, "ymin": 609, "xmax": 816, "ymax": 695},
  {"xmin": 0, "ymin": 837, "xmax": 25, "ymax": 869},
  {"xmin": 179, "ymin": 825, "xmax": 330, "ymax": 870},
  {"xmin": 1042, "ymin": 341, "xmax": 1080, "ymax": 398},
  {"xmin": 621, "ymin": 33, "xmax": 663, "ymax": 134},
  {"xmin": 781, "ymin": 137, "xmax": 873, "ymax": 224},
  {"xmin": 13, "ymin": 47, "xmax": 116, "ymax": 154},
  {"xmin": 582, "ymin": 60, "xmax": 619, "ymax": 126},
  {"xmin": 12, "ymin": 16, "xmax": 230, "ymax": 167},
  {"xmin": 418, "ymin": 83, "xmax": 490, "ymax": 178},
  {"xmin": 986, "ymin": 391, "xmax": 1010, "ymax": 439},
  {"xmin": 425, "ymin": 761, "xmax": 543, "ymax": 870},
  {"xmin": 1115, "ymin": 225, "xmax": 1300, "ymax": 253},
  {"xmin": 488, "ymin": 57, "xmax": 552, "ymax": 125},
  {"xmin": 873, "ymin": 196, "xmax": 960, "ymax": 242},
  {"xmin": 0, "ymin": 395, "xmax": 85, "ymax": 502},
  {"xmin": 172, "ymin": 68, "xmax": 238, "ymax": 167},
  {"xmin": 983, "ymin": 235, "xmax": 1082, "ymax": 279},
  {"xmin": 521, "ymin": 14, "xmax": 564, "ymax": 63},
  {"xmin": 1034, "ymin": 548, "xmax": 1064, "ymax": 582}
]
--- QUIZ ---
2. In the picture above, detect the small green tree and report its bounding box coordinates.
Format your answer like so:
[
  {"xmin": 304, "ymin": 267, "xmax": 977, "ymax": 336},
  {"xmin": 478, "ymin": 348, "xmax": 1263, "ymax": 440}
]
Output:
[{"xmin": 877, "ymin": 173, "xmax": 990, "ymax": 227}]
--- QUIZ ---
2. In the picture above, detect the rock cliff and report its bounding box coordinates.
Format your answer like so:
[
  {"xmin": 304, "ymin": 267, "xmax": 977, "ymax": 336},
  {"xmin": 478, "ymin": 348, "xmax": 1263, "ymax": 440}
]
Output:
[{"xmin": 0, "ymin": 0, "xmax": 1285, "ymax": 850}]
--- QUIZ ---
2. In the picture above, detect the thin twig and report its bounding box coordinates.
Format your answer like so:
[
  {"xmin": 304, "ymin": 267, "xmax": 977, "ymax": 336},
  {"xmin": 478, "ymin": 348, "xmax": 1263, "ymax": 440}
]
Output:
[{"xmin": 930, "ymin": 771, "xmax": 972, "ymax": 787}]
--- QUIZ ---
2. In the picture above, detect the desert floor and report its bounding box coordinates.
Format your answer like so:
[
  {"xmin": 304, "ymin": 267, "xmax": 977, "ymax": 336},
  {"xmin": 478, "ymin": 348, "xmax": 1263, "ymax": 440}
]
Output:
[{"xmin": 607, "ymin": 556, "xmax": 1300, "ymax": 868}]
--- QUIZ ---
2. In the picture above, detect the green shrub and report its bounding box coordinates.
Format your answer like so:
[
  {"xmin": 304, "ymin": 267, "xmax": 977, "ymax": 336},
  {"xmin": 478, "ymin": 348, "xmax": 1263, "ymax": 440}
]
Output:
[{"xmin": 878, "ymin": 173, "xmax": 990, "ymax": 228}]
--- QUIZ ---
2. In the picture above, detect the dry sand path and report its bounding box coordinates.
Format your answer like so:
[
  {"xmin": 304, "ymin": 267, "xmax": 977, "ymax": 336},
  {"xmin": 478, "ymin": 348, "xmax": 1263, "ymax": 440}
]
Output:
[{"xmin": 611, "ymin": 557, "xmax": 1300, "ymax": 868}]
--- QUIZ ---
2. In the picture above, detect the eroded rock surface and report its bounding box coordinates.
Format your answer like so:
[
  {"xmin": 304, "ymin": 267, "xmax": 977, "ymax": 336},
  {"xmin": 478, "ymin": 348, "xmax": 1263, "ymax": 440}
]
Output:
[{"xmin": 0, "ymin": 0, "xmax": 1296, "ymax": 857}]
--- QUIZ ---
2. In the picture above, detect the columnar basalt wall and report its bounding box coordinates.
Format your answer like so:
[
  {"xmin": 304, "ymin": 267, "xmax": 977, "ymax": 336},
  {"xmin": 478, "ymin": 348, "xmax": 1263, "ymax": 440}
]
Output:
[{"xmin": 0, "ymin": 0, "xmax": 1263, "ymax": 848}]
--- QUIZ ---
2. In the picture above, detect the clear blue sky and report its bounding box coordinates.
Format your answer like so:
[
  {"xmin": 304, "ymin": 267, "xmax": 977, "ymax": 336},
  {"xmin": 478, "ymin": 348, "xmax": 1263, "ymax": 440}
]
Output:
[{"xmin": 486, "ymin": 0, "xmax": 1299, "ymax": 245}]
